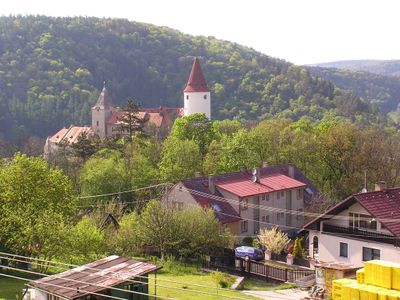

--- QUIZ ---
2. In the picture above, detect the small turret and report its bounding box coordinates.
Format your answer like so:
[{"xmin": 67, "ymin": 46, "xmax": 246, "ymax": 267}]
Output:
[
  {"xmin": 183, "ymin": 58, "xmax": 211, "ymax": 118},
  {"xmin": 92, "ymin": 82, "xmax": 112, "ymax": 138}
]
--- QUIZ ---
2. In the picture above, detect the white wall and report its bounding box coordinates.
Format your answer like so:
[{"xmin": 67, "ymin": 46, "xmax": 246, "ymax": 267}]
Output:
[
  {"xmin": 184, "ymin": 91, "xmax": 211, "ymax": 118},
  {"xmin": 309, "ymin": 231, "xmax": 400, "ymax": 267}
]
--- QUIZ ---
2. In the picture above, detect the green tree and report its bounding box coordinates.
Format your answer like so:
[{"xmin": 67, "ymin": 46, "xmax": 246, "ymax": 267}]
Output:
[
  {"xmin": 80, "ymin": 149, "xmax": 129, "ymax": 202},
  {"xmin": 170, "ymin": 113, "xmax": 214, "ymax": 155},
  {"xmin": 64, "ymin": 217, "xmax": 107, "ymax": 264},
  {"xmin": 0, "ymin": 154, "xmax": 76, "ymax": 260},
  {"xmin": 113, "ymin": 212, "xmax": 141, "ymax": 257},
  {"xmin": 138, "ymin": 200, "xmax": 176, "ymax": 259},
  {"xmin": 116, "ymin": 98, "xmax": 145, "ymax": 142},
  {"xmin": 160, "ymin": 137, "xmax": 202, "ymax": 182}
]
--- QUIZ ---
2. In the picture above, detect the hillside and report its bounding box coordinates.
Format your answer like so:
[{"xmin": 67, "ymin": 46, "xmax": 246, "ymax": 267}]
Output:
[
  {"xmin": 0, "ymin": 16, "xmax": 379, "ymax": 141},
  {"xmin": 307, "ymin": 66, "xmax": 400, "ymax": 114},
  {"xmin": 311, "ymin": 60, "xmax": 400, "ymax": 77}
]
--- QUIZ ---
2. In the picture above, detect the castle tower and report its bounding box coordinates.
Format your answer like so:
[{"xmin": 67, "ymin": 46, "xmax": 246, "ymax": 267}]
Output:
[
  {"xmin": 92, "ymin": 82, "xmax": 112, "ymax": 139},
  {"xmin": 183, "ymin": 57, "xmax": 211, "ymax": 118}
]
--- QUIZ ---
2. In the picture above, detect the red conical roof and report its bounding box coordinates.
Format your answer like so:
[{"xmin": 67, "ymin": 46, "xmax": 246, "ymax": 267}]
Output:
[{"xmin": 184, "ymin": 57, "xmax": 210, "ymax": 93}]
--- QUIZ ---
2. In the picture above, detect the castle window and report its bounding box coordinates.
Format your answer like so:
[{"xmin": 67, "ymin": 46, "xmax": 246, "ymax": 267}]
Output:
[
  {"xmin": 96, "ymin": 121, "xmax": 99, "ymax": 127},
  {"xmin": 203, "ymin": 94, "xmax": 207, "ymax": 99},
  {"xmin": 186, "ymin": 95, "xmax": 189, "ymax": 100}
]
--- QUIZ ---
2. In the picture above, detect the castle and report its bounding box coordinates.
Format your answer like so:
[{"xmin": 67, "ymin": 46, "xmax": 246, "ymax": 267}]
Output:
[{"xmin": 44, "ymin": 57, "xmax": 211, "ymax": 156}]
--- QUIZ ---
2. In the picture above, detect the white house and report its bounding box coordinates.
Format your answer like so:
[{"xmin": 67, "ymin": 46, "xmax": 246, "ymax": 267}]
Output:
[
  {"xmin": 164, "ymin": 164, "xmax": 320, "ymax": 240},
  {"xmin": 303, "ymin": 182, "xmax": 400, "ymax": 267}
]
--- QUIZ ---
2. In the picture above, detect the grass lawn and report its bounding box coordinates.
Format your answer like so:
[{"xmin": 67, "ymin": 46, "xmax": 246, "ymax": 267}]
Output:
[
  {"xmin": 243, "ymin": 278, "xmax": 296, "ymax": 291},
  {"xmin": 0, "ymin": 272, "xmax": 41, "ymax": 300},
  {"xmin": 148, "ymin": 272, "xmax": 258, "ymax": 300}
]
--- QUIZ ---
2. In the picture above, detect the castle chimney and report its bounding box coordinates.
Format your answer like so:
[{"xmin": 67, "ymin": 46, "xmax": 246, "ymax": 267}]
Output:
[
  {"xmin": 375, "ymin": 181, "xmax": 387, "ymax": 192},
  {"xmin": 208, "ymin": 175, "xmax": 215, "ymax": 194}
]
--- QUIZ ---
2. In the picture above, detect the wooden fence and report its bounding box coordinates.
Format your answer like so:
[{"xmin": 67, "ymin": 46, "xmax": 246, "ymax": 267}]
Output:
[{"xmin": 204, "ymin": 257, "xmax": 314, "ymax": 283}]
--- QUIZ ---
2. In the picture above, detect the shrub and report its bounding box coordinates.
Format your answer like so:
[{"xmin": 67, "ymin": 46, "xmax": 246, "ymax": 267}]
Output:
[
  {"xmin": 293, "ymin": 237, "xmax": 304, "ymax": 259},
  {"xmin": 257, "ymin": 227, "xmax": 290, "ymax": 254}
]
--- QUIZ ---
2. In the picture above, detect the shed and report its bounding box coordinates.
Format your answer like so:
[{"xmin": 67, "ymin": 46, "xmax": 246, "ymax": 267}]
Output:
[{"xmin": 26, "ymin": 255, "xmax": 162, "ymax": 300}]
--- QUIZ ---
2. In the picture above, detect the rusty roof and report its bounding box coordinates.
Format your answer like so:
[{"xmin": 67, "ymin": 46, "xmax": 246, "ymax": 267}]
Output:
[{"xmin": 27, "ymin": 255, "xmax": 162, "ymax": 299}]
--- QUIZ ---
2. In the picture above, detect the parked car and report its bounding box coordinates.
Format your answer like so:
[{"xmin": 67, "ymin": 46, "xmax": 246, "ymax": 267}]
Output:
[{"xmin": 235, "ymin": 246, "xmax": 264, "ymax": 261}]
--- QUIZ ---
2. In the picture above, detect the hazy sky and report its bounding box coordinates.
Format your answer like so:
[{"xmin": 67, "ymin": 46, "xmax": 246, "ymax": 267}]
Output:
[{"xmin": 2, "ymin": 0, "xmax": 400, "ymax": 65}]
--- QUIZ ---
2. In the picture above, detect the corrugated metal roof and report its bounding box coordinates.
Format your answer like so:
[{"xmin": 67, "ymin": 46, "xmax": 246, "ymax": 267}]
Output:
[
  {"xmin": 27, "ymin": 255, "xmax": 161, "ymax": 299},
  {"xmin": 216, "ymin": 174, "xmax": 306, "ymax": 198}
]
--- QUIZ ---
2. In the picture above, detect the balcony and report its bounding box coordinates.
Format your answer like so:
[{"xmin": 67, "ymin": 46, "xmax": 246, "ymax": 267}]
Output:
[{"xmin": 322, "ymin": 224, "xmax": 400, "ymax": 246}]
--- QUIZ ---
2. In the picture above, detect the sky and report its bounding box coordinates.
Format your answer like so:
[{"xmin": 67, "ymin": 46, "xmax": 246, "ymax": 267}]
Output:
[{"xmin": 1, "ymin": 0, "xmax": 400, "ymax": 65}]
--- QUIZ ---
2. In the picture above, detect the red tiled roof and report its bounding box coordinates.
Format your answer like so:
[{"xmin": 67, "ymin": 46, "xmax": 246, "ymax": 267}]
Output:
[
  {"xmin": 28, "ymin": 255, "xmax": 161, "ymax": 300},
  {"xmin": 107, "ymin": 107, "xmax": 183, "ymax": 129},
  {"xmin": 355, "ymin": 189, "xmax": 400, "ymax": 237},
  {"xmin": 48, "ymin": 126, "xmax": 92, "ymax": 144},
  {"xmin": 183, "ymin": 57, "xmax": 210, "ymax": 93},
  {"xmin": 260, "ymin": 174, "xmax": 307, "ymax": 191}
]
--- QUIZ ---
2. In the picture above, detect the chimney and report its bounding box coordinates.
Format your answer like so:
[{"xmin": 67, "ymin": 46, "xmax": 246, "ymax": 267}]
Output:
[
  {"xmin": 262, "ymin": 162, "xmax": 269, "ymax": 168},
  {"xmin": 208, "ymin": 175, "xmax": 215, "ymax": 194},
  {"xmin": 194, "ymin": 171, "xmax": 202, "ymax": 178},
  {"xmin": 288, "ymin": 165, "xmax": 295, "ymax": 178},
  {"xmin": 375, "ymin": 181, "xmax": 387, "ymax": 192},
  {"xmin": 255, "ymin": 167, "xmax": 261, "ymax": 182}
]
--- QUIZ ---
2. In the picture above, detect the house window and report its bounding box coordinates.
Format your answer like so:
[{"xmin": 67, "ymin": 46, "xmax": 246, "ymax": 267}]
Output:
[
  {"xmin": 277, "ymin": 212, "xmax": 284, "ymax": 223},
  {"xmin": 261, "ymin": 194, "xmax": 269, "ymax": 201},
  {"xmin": 261, "ymin": 215, "xmax": 270, "ymax": 223},
  {"xmin": 296, "ymin": 209, "xmax": 303, "ymax": 221},
  {"xmin": 339, "ymin": 242, "xmax": 348, "ymax": 258},
  {"xmin": 241, "ymin": 221, "xmax": 248, "ymax": 233},
  {"xmin": 172, "ymin": 201, "xmax": 184, "ymax": 210},
  {"xmin": 241, "ymin": 198, "xmax": 248, "ymax": 210},
  {"xmin": 297, "ymin": 189, "xmax": 303, "ymax": 199},
  {"xmin": 349, "ymin": 213, "xmax": 377, "ymax": 230},
  {"xmin": 363, "ymin": 247, "xmax": 380, "ymax": 261}
]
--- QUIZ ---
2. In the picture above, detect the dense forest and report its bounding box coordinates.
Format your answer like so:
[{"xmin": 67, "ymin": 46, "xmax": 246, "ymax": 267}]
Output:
[
  {"xmin": 311, "ymin": 59, "xmax": 400, "ymax": 77},
  {"xmin": 307, "ymin": 66, "xmax": 400, "ymax": 116},
  {"xmin": 0, "ymin": 16, "xmax": 381, "ymax": 143}
]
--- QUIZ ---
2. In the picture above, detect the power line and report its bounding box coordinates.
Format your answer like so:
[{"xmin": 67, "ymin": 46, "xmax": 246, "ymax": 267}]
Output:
[{"xmin": 78, "ymin": 183, "xmax": 172, "ymax": 200}]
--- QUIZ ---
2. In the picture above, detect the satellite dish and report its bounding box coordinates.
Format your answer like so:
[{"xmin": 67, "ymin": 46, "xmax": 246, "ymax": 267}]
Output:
[
  {"xmin": 252, "ymin": 175, "xmax": 257, "ymax": 182},
  {"xmin": 252, "ymin": 168, "xmax": 258, "ymax": 176}
]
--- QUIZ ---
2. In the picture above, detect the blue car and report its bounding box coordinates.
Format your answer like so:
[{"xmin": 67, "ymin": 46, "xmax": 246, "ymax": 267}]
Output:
[{"xmin": 235, "ymin": 246, "xmax": 264, "ymax": 261}]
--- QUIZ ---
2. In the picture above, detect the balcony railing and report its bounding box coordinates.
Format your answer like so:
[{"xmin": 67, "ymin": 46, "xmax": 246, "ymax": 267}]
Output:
[{"xmin": 322, "ymin": 224, "xmax": 400, "ymax": 246}]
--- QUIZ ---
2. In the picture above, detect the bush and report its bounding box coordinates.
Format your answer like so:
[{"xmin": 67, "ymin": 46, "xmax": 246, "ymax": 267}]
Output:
[
  {"xmin": 293, "ymin": 237, "xmax": 304, "ymax": 259},
  {"xmin": 210, "ymin": 271, "xmax": 234, "ymax": 288}
]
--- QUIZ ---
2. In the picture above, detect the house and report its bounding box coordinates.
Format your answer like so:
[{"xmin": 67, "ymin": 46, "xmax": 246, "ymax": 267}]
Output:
[
  {"xmin": 303, "ymin": 182, "xmax": 400, "ymax": 267},
  {"xmin": 26, "ymin": 255, "xmax": 161, "ymax": 300},
  {"xmin": 44, "ymin": 57, "xmax": 210, "ymax": 154},
  {"xmin": 43, "ymin": 125, "xmax": 92, "ymax": 159},
  {"xmin": 164, "ymin": 164, "xmax": 320, "ymax": 240}
]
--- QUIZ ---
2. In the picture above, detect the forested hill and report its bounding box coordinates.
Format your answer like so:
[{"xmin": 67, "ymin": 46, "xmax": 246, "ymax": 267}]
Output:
[
  {"xmin": 310, "ymin": 60, "xmax": 400, "ymax": 77},
  {"xmin": 0, "ymin": 16, "xmax": 379, "ymax": 141},
  {"xmin": 307, "ymin": 66, "xmax": 400, "ymax": 116}
]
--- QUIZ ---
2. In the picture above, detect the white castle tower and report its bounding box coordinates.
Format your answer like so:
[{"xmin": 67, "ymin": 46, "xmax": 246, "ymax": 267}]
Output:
[
  {"xmin": 91, "ymin": 82, "xmax": 112, "ymax": 139},
  {"xmin": 183, "ymin": 57, "xmax": 211, "ymax": 118}
]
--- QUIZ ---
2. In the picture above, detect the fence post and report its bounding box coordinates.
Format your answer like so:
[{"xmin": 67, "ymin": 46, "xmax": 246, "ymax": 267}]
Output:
[{"xmin": 285, "ymin": 269, "xmax": 288, "ymax": 282}]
